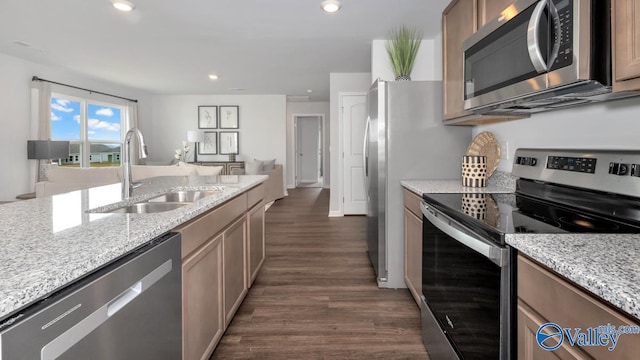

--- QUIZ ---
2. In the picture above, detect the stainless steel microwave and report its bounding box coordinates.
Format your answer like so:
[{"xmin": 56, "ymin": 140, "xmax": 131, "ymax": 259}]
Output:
[{"xmin": 462, "ymin": 0, "xmax": 632, "ymax": 115}]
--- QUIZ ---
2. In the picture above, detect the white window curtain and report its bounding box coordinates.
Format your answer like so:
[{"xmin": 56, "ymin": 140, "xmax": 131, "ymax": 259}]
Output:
[
  {"xmin": 30, "ymin": 80, "xmax": 52, "ymax": 184},
  {"xmin": 124, "ymin": 100, "xmax": 142, "ymax": 163}
]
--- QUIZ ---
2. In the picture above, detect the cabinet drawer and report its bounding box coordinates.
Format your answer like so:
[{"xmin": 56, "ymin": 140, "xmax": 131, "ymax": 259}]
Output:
[
  {"xmin": 518, "ymin": 255, "xmax": 640, "ymax": 358},
  {"xmin": 403, "ymin": 189, "xmax": 422, "ymax": 218},
  {"xmin": 247, "ymin": 184, "xmax": 264, "ymax": 208},
  {"xmin": 177, "ymin": 193, "xmax": 247, "ymax": 258}
]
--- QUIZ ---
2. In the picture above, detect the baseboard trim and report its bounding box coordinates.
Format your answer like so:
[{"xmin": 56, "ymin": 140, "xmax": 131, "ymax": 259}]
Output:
[{"xmin": 328, "ymin": 210, "xmax": 343, "ymax": 217}]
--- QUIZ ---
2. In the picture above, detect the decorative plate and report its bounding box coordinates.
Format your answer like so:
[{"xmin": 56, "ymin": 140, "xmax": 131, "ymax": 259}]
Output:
[{"xmin": 466, "ymin": 131, "xmax": 500, "ymax": 177}]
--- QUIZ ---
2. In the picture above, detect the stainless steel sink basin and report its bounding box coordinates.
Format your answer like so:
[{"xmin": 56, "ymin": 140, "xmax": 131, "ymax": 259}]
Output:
[
  {"xmin": 106, "ymin": 202, "xmax": 188, "ymax": 214},
  {"xmin": 147, "ymin": 190, "xmax": 219, "ymax": 203}
]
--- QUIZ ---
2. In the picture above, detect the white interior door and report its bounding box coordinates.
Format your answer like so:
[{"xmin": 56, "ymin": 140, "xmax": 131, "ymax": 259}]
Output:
[
  {"xmin": 296, "ymin": 117, "xmax": 320, "ymax": 184},
  {"xmin": 342, "ymin": 94, "xmax": 367, "ymax": 215}
]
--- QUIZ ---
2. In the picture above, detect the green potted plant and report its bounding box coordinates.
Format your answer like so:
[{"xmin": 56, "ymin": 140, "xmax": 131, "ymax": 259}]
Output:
[{"xmin": 386, "ymin": 26, "xmax": 423, "ymax": 81}]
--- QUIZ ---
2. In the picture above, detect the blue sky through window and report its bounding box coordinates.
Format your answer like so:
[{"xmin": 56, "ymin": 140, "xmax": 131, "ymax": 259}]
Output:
[{"xmin": 51, "ymin": 97, "xmax": 122, "ymax": 142}]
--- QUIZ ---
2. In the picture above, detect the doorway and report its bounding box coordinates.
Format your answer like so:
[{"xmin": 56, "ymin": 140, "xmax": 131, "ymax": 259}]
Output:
[{"xmin": 295, "ymin": 115, "xmax": 323, "ymax": 188}]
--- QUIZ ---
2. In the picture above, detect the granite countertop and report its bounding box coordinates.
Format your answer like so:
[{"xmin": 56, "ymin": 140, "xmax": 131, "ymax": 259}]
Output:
[
  {"xmin": 507, "ymin": 234, "xmax": 640, "ymax": 321},
  {"xmin": 401, "ymin": 173, "xmax": 640, "ymax": 321},
  {"xmin": 0, "ymin": 174, "xmax": 266, "ymax": 322}
]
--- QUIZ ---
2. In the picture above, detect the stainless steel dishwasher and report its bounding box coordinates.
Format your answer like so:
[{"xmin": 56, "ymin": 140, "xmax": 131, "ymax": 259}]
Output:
[{"xmin": 0, "ymin": 232, "xmax": 182, "ymax": 359}]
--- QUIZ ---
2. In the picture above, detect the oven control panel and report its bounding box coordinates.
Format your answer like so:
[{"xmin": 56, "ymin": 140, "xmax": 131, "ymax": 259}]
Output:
[
  {"xmin": 512, "ymin": 148, "xmax": 640, "ymax": 198},
  {"xmin": 547, "ymin": 156, "xmax": 597, "ymax": 174}
]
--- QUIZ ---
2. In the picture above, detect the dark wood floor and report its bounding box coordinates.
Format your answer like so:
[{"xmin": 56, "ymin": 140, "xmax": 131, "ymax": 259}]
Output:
[{"xmin": 210, "ymin": 188, "xmax": 429, "ymax": 359}]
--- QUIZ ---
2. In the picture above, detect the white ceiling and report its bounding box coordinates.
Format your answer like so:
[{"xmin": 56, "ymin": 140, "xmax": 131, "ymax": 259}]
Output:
[{"xmin": 0, "ymin": 0, "xmax": 450, "ymax": 101}]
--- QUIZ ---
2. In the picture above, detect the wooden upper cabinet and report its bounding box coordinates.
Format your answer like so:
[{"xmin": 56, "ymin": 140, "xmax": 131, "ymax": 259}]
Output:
[
  {"xmin": 613, "ymin": 0, "xmax": 640, "ymax": 92},
  {"xmin": 443, "ymin": 0, "xmax": 476, "ymax": 122},
  {"xmin": 442, "ymin": 0, "xmax": 525, "ymax": 125}
]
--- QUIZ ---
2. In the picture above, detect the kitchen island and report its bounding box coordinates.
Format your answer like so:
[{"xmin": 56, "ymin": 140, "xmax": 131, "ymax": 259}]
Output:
[{"xmin": 0, "ymin": 174, "xmax": 266, "ymax": 322}]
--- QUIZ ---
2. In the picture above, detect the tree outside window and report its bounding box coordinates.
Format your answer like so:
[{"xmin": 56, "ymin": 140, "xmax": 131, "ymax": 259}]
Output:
[{"xmin": 50, "ymin": 95, "xmax": 123, "ymax": 167}]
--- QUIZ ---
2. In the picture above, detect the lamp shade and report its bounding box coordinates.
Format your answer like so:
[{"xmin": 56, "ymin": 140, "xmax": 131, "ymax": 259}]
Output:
[
  {"xmin": 27, "ymin": 140, "xmax": 70, "ymax": 160},
  {"xmin": 187, "ymin": 130, "xmax": 204, "ymax": 142}
]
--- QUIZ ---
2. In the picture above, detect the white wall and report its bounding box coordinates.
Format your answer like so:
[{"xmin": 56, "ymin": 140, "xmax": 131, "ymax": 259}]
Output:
[
  {"xmin": 286, "ymin": 101, "xmax": 330, "ymax": 189},
  {"xmin": 371, "ymin": 35, "xmax": 442, "ymax": 82},
  {"xmin": 0, "ymin": 53, "xmax": 152, "ymax": 201},
  {"xmin": 147, "ymin": 94, "xmax": 287, "ymax": 176},
  {"xmin": 475, "ymin": 98, "xmax": 640, "ymax": 172},
  {"xmin": 329, "ymin": 73, "xmax": 372, "ymax": 216}
]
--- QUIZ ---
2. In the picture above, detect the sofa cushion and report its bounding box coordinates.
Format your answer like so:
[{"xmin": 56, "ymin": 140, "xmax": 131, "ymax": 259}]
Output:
[
  {"xmin": 177, "ymin": 161, "xmax": 223, "ymax": 176},
  {"xmin": 46, "ymin": 166, "xmax": 121, "ymax": 183},
  {"xmin": 245, "ymin": 160, "xmax": 263, "ymax": 175},
  {"xmin": 255, "ymin": 158, "xmax": 276, "ymax": 171},
  {"xmin": 131, "ymin": 165, "xmax": 197, "ymax": 181}
]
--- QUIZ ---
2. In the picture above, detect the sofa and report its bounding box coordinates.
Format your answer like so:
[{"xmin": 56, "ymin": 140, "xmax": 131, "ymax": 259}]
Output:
[
  {"xmin": 231, "ymin": 162, "xmax": 285, "ymax": 204},
  {"xmin": 35, "ymin": 162, "xmax": 223, "ymax": 198}
]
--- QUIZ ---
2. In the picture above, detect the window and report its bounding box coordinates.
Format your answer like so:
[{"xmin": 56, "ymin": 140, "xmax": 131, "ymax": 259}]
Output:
[{"xmin": 50, "ymin": 94, "xmax": 123, "ymax": 168}]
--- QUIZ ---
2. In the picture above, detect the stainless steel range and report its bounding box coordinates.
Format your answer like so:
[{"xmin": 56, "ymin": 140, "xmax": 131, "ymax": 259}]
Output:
[{"xmin": 420, "ymin": 148, "xmax": 640, "ymax": 359}]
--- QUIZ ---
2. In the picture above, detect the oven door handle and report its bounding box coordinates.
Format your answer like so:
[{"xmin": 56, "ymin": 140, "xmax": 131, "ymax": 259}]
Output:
[{"xmin": 421, "ymin": 202, "xmax": 508, "ymax": 267}]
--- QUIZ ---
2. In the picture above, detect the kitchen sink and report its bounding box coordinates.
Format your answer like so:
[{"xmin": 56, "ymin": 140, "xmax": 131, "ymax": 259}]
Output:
[
  {"xmin": 91, "ymin": 189, "xmax": 222, "ymax": 214},
  {"xmin": 105, "ymin": 202, "xmax": 189, "ymax": 214},
  {"xmin": 147, "ymin": 190, "xmax": 219, "ymax": 203}
]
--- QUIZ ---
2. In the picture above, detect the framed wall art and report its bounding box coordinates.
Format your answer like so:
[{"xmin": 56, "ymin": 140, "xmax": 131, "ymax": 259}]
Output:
[
  {"xmin": 219, "ymin": 106, "xmax": 239, "ymax": 129},
  {"xmin": 219, "ymin": 131, "xmax": 239, "ymax": 154},
  {"xmin": 198, "ymin": 106, "xmax": 218, "ymax": 129},
  {"xmin": 198, "ymin": 131, "xmax": 218, "ymax": 154}
]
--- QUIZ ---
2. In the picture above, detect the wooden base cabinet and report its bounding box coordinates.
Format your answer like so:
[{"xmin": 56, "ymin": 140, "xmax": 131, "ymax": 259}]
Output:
[
  {"xmin": 248, "ymin": 201, "xmax": 265, "ymax": 286},
  {"xmin": 613, "ymin": 0, "xmax": 640, "ymax": 92},
  {"xmin": 403, "ymin": 189, "xmax": 422, "ymax": 306},
  {"xmin": 177, "ymin": 184, "xmax": 266, "ymax": 360},
  {"xmin": 517, "ymin": 255, "xmax": 640, "ymax": 359},
  {"xmin": 182, "ymin": 234, "xmax": 223, "ymax": 360},
  {"xmin": 223, "ymin": 217, "xmax": 247, "ymax": 328}
]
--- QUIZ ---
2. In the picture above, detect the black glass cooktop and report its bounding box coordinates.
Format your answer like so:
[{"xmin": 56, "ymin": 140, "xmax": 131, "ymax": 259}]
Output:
[{"xmin": 422, "ymin": 180, "xmax": 640, "ymax": 243}]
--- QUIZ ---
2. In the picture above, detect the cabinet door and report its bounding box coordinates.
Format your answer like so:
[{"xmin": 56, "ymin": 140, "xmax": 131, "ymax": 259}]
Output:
[
  {"xmin": 182, "ymin": 233, "xmax": 224, "ymax": 360},
  {"xmin": 223, "ymin": 216, "xmax": 248, "ymax": 327},
  {"xmin": 517, "ymin": 300, "xmax": 590, "ymax": 360},
  {"xmin": 248, "ymin": 202, "xmax": 265, "ymax": 286},
  {"xmin": 443, "ymin": 0, "xmax": 476, "ymax": 121},
  {"xmin": 404, "ymin": 208, "xmax": 422, "ymax": 306},
  {"xmin": 477, "ymin": 0, "xmax": 514, "ymax": 28},
  {"xmin": 613, "ymin": 0, "xmax": 640, "ymax": 92}
]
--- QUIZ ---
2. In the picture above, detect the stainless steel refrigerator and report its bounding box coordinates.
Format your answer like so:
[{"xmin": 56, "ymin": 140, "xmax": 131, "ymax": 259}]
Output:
[{"xmin": 364, "ymin": 79, "xmax": 471, "ymax": 288}]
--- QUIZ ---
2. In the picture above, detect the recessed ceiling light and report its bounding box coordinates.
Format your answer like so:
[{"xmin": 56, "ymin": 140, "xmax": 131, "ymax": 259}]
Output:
[
  {"xmin": 112, "ymin": 0, "xmax": 135, "ymax": 12},
  {"xmin": 208, "ymin": 74, "xmax": 219, "ymax": 80},
  {"xmin": 306, "ymin": 89, "xmax": 313, "ymax": 93},
  {"xmin": 321, "ymin": 0, "xmax": 341, "ymax": 13}
]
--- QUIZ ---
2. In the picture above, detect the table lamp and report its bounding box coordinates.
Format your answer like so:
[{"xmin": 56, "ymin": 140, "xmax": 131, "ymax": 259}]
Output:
[
  {"xmin": 27, "ymin": 140, "xmax": 70, "ymax": 181},
  {"xmin": 187, "ymin": 130, "xmax": 204, "ymax": 162}
]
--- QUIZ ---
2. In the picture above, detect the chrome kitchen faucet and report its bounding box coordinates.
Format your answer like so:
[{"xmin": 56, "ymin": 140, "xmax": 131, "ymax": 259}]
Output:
[{"xmin": 122, "ymin": 128, "xmax": 148, "ymax": 199}]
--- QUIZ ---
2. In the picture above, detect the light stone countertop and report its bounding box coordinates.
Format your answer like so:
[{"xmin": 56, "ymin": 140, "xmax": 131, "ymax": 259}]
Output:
[
  {"xmin": 507, "ymin": 234, "xmax": 640, "ymax": 321},
  {"xmin": 0, "ymin": 174, "xmax": 266, "ymax": 322},
  {"xmin": 401, "ymin": 173, "xmax": 640, "ymax": 321}
]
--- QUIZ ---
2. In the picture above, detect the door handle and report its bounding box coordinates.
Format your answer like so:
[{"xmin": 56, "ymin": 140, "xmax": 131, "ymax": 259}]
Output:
[
  {"xmin": 527, "ymin": 0, "xmax": 549, "ymax": 73},
  {"xmin": 420, "ymin": 202, "xmax": 508, "ymax": 267},
  {"xmin": 362, "ymin": 116, "xmax": 371, "ymax": 193}
]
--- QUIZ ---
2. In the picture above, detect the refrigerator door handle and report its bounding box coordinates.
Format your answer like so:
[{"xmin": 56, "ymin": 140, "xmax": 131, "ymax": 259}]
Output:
[{"xmin": 362, "ymin": 116, "xmax": 371, "ymax": 193}]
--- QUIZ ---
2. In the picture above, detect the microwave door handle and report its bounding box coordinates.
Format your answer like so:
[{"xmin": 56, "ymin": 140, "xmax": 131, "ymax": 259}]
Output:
[
  {"xmin": 547, "ymin": 2, "xmax": 561, "ymax": 69},
  {"xmin": 527, "ymin": 0, "xmax": 549, "ymax": 73},
  {"xmin": 421, "ymin": 202, "xmax": 508, "ymax": 267}
]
